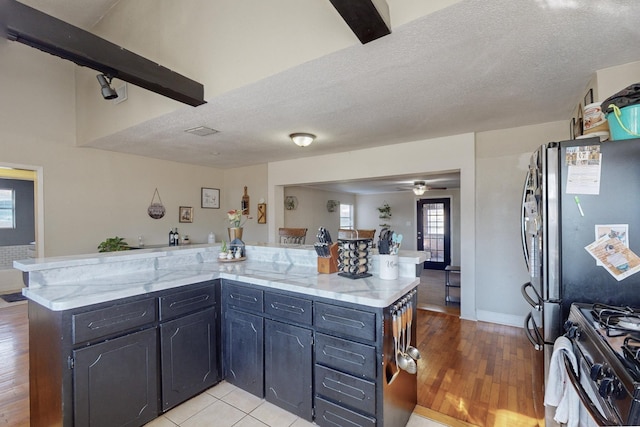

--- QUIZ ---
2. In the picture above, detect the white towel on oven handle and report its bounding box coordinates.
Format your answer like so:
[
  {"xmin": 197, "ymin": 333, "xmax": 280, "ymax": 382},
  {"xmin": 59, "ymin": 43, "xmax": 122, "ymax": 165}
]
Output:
[{"xmin": 545, "ymin": 336, "xmax": 580, "ymax": 427}]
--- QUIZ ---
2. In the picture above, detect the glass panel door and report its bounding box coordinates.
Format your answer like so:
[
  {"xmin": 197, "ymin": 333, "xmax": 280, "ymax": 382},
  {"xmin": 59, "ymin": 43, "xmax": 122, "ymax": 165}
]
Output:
[{"xmin": 417, "ymin": 198, "xmax": 451, "ymax": 270}]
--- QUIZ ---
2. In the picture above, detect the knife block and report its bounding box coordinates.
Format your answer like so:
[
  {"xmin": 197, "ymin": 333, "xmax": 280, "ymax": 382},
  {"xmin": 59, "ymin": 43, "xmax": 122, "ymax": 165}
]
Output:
[{"xmin": 317, "ymin": 243, "xmax": 339, "ymax": 274}]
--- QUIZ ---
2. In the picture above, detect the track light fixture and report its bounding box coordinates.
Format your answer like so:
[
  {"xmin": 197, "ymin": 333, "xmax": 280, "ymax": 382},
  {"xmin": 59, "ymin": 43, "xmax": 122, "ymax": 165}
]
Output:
[{"xmin": 96, "ymin": 74, "xmax": 118, "ymax": 100}]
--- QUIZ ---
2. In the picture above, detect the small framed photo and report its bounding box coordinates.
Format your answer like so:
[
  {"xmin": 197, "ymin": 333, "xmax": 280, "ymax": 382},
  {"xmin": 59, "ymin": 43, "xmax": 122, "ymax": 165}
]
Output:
[
  {"xmin": 179, "ymin": 206, "xmax": 193, "ymax": 223},
  {"xmin": 201, "ymin": 187, "xmax": 220, "ymax": 209}
]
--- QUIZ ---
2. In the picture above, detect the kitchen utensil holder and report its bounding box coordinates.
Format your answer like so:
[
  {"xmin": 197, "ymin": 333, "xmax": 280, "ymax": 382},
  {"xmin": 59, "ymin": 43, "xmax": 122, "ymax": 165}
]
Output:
[
  {"xmin": 338, "ymin": 238, "xmax": 373, "ymax": 279},
  {"xmin": 317, "ymin": 243, "xmax": 339, "ymax": 274}
]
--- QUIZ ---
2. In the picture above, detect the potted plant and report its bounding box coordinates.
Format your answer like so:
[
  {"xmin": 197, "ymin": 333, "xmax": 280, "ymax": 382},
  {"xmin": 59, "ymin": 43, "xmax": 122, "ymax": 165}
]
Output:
[
  {"xmin": 377, "ymin": 202, "xmax": 392, "ymax": 227},
  {"xmin": 97, "ymin": 236, "xmax": 130, "ymax": 252}
]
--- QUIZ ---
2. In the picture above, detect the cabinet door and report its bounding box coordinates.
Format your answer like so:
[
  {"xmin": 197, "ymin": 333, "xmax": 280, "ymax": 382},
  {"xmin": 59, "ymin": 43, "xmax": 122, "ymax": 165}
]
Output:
[
  {"xmin": 73, "ymin": 327, "xmax": 158, "ymax": 427},
  {"xmin": 160, "ymin": 307, "xmax": 219, "ymax": 411},
  {"xmin": 224, "ymin": 309, "xmax": 264, "ymax": 397},
  {"xmin": 264, "ymin": 319, "xmax": 313, "ymax": 421}
]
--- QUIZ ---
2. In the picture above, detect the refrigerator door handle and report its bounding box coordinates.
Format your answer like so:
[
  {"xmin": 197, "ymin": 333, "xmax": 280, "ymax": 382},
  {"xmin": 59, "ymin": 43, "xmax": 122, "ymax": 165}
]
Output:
[
  {"xmin": 521, "ymin": 169, "xmax": 532, "ymax": 270},
  {"xmin": 524, "ymin": 312, "xmax": 544, "ymax": 351},
  {"xmin": 521, "ymin": 282, "xmax": 542, "ymax": 311}
]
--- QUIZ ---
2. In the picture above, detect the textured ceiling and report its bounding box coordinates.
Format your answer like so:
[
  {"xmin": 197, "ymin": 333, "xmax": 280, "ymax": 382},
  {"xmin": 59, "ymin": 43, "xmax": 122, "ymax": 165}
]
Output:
[{"xmin": 15, "ymin": 0, "xmax": 640, "ymax": 192}]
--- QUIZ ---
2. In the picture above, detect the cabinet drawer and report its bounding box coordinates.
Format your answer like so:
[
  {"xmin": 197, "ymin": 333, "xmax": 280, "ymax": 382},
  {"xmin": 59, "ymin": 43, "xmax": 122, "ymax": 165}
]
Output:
[
  {"xmin": 315, "ymin": 396, "xmax": 376, "ymax": 427},
  {"xmin": 72, "ymin": 298, "xmax": 157, "ymax": 344},
  {"xmin": 223, "ymin": 282, "xmax": 263, "ymax": 313},
  {"xmin": 159, "ymin": 284, "xmax": 216, "ymax": 321},
  {"xmin": 315, "ymin": 365, "xmax": 375, "ymax": 416},
  {"xmin": 314, "ymin": 303, "xmax": 376, "ymax": 342},
  {"xmin": 264, "ymin": 292, "xmax": 312, "ymax": 325},
  {"xmin": 315, "ymin": 333, "xmax": 376, "ymax": 379}
]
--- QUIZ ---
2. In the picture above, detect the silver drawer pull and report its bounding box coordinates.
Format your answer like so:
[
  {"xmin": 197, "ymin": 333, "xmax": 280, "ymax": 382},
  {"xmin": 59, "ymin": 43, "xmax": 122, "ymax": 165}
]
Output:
[
  {"xmin": 87, "ymin": 310, "xmax": 149, "ymax": 330},
  {"xmin": 322, "ymin": 313, "xmax": 365, "ymax": 330},
  {"xmin": 168, "ymin": 294, "xmax": 210, "ymax": 309}
]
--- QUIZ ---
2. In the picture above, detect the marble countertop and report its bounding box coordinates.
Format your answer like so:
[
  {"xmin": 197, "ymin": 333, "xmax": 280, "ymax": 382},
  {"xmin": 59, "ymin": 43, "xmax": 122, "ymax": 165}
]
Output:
[{"xmin": 15, "ymin": 244, "xmax": 423, "ymax": 311}]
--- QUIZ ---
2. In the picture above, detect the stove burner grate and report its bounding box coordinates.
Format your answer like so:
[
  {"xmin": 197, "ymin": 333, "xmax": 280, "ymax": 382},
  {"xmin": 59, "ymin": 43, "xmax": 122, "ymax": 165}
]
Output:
[
  {"xmin": 591, "ymin": 303, "xmax": 640, "ymax": 337},
  {"xmin": 622, "ymin": 336, "xmax": 640, "ymax": 381}
]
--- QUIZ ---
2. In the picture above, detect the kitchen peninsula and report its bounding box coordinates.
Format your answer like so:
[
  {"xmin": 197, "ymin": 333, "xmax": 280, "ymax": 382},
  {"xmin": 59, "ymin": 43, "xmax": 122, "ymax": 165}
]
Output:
[{"xmin": 15, "ymin": 244, "xmax": 425, "ymax": 427}]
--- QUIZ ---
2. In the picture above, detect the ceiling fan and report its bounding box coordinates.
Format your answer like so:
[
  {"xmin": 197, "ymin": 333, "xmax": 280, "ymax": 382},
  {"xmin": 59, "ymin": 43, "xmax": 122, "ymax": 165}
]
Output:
[{"xmin": 395, "ymin": 180, "xmax": 447, "ymax": 195}]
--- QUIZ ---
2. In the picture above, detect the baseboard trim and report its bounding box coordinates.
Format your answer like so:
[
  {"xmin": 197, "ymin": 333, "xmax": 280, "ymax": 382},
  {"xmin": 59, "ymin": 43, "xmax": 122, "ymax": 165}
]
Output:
[
  {"xmin": 414, "ymin": 405, "xmax": 478, "ymax": 426},
  {"xmin": 476, "ymin": 309, "xmax": 523, "ymax": 328}
]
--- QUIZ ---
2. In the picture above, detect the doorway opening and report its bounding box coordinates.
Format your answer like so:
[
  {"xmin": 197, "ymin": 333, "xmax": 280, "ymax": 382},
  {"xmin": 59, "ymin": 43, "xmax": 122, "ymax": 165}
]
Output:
[{"xmin": 0, "ymin": 164, "xmax": 43, "ymax": 294}]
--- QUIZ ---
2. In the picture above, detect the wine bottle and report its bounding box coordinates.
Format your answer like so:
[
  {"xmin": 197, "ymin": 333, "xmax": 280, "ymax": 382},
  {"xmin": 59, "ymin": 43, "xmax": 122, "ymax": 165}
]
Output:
[
  {"xmin": 242, "ymin": 186, "xmax": 249, "ymax": 215},
  {"xmin": 169, "ymin": 228, "xmax": 175, "ymax": 246},
  {"xmin": 174, "ymin": 228, "xmax": 180, "ymax": 246}
]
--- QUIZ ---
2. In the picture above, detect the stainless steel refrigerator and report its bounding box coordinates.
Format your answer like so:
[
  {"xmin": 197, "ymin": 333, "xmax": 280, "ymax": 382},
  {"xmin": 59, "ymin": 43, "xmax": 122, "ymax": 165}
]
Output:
[{"xmin": 521, "ymin": 136, "xmax": 640, "ymax": 373}]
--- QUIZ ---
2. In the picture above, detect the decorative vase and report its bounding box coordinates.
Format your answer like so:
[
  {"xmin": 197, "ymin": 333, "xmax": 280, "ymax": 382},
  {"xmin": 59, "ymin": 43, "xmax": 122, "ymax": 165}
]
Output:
[{"xmin": 228, "ymin": 227, "xmax": 243, "ymax": 241}]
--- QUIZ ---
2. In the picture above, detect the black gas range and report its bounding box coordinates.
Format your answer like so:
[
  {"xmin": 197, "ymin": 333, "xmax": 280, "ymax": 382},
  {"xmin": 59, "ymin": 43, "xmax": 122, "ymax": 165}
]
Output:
[{"xmin": 565, "ymin": 303, "xmax": 640, "ymax": 425}]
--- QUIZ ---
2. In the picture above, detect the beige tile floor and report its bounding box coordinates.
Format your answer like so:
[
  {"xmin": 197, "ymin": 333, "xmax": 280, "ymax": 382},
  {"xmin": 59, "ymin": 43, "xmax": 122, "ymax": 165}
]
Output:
[{"xmin": 145, "ymin": 381, "xmax": 447, "ymax": 427}]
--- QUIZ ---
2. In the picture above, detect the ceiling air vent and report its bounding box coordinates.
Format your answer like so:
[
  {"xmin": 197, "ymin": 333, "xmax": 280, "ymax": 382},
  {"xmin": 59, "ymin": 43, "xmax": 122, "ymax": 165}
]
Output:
[{"xmin": 184, "ymin": 126, "xmax": 219, "ymax": 137}]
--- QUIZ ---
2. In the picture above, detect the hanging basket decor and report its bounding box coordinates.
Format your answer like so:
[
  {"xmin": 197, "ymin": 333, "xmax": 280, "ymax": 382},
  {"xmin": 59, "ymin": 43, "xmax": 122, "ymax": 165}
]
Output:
[{"xmin": 147, "ymin": 188, "xmax": 166, "ymax": 219}]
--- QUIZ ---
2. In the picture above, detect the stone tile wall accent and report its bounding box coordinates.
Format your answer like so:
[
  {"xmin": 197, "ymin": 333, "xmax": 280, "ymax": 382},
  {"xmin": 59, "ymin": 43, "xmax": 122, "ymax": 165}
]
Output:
[{"xmin": 0, "ymin": 245, "xmax": 32, "ymax": 269}]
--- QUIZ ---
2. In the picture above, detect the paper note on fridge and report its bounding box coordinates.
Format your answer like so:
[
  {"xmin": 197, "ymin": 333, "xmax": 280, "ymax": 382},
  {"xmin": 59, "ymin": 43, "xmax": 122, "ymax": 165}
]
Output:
[
  {"xmin": 585, "ymin": 235, "xmax": 640, "ymax": 281},
  {"xmin": 565, "ymin": 145, "xmax": 602, "ymax": 195}
]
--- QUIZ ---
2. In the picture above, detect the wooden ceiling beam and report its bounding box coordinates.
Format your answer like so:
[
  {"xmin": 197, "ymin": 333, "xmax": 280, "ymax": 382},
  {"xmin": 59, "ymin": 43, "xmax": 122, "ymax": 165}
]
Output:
[
  {"xmin": 329, "ymin": 0, "xmax": 391, "ymax": 44},
  {"xmin": 1, "ymin": 0, "xmax": 205, "ymax": 107}
]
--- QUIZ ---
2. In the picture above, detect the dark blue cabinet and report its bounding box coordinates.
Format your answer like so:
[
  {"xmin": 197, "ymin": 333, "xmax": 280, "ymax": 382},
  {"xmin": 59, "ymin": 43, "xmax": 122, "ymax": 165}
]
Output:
[
  {"xmin": 73, "ymin": 327, "xmax": 158, "ymax": 427},
  {"xmin": 29, "ymin": 280, "xmax": 221, "ymax": 427},
  {"xmin": 224, "ymin": 308, "xmax": 264, "ymax": 397},
  {"xmin": 160, "ymin": 307, "xmax": 219, "ymax": 410},
  {"xmin": 264, "ymin": 319, "xmax": 313, "ymax": 420}
]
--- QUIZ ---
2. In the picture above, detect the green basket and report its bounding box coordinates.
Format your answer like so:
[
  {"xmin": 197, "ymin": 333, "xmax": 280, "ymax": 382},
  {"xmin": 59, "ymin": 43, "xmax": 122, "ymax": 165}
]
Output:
[{"xmin": 606, "ymin": 104, "xmax": 640, "ymax": 140}]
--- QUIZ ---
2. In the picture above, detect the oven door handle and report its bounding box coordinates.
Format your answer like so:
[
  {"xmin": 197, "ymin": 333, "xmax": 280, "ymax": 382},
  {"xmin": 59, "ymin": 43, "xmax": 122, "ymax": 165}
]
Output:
[
  {"xmin": 562, "ymin": 352, "xmax": 618, "ymax": 426},
  {"xmin": 524, "ymin": 312, "xmax": 543, "ymax": 351}
]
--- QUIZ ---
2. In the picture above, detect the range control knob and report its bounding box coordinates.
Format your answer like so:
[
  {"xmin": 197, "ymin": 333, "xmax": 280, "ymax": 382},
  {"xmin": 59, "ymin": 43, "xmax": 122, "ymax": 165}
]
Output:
[
  {"xmin": 598, "ymin": 377, "xmax": 624, "ymax": 400},
  {"xmin": 590, "ymin": 363, "xmax": 604, "ymax": 381},
  {"xmin": 564, "ymin": 323, "xmax": 580, "ymax": 339}
]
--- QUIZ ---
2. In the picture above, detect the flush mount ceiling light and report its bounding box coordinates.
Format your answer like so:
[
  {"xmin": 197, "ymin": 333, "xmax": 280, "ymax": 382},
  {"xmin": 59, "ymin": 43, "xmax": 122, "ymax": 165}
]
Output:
[
  {"xmin": 413, "ymin": 181, "xmax": 427, "ymax": 196},
  {"xmin": 96, "ymin": 74, "xmax": 118, "ymax": 100},
  {"xmin": 290, "ymin": 133, "xmax": 315, "ymax": 147}
]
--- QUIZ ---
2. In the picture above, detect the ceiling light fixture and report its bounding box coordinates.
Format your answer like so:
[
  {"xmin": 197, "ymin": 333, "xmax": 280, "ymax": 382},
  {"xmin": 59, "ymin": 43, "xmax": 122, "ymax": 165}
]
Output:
[
  {"xmin": 96, "ymin": 74, "xmax": 118, "ymax": 100},
  {"xmin": 413, "ymin": 181, "xmax": 427, "ymax": 196},
  {"xmin": 290, "ymin": 133, "xmax": 315, "ymax": 147}
]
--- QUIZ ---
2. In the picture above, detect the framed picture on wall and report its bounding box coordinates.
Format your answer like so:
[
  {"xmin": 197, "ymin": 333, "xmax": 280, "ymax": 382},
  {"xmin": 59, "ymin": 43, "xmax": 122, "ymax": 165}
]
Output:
[
  {"xmin": 179, "ymin": 206, "xmax": 193, "ymax": 223},
  {"xmin": 201, "ymin": 187, "xmax": 220, "ymax": 209}
]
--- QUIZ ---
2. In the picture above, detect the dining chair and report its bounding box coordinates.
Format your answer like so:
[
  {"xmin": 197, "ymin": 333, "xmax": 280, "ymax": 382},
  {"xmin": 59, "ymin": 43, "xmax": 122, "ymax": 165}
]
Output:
[
  {"xmin": 278, "ymin": 228, "xmax": 308, "ymax": 244},
  {"xmin": 338, "ymin": 229, "xmax": 375, "ymax": 240},
  {"xmin": 356, "ymin": 229, "xmax": 376, "ymax": 240}
]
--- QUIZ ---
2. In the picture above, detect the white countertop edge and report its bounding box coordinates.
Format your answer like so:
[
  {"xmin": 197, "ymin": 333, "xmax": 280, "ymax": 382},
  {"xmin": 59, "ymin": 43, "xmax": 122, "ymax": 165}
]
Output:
[
  {"xmin": 22, "ymin": 270, "xmax": 419, "ymax": 311},
  {"xmin": 13, "ymin": 244, "xmax": 426, "ymax": 273}
]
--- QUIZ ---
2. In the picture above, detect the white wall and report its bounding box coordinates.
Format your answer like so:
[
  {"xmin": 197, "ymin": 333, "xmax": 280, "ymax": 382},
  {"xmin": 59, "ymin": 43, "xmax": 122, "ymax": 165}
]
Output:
[
  {"xmin": 596, "ymin": 60, "xmax": 640, "ymax": 104},
  {"xmin": 474, "ymin": 121, "xmax": 568, "ymax": 325},
  {"xmin": 222, "ymin": 164, "xmax": 269, "ymax": 244},
  {"xmin": 283, "ymin": 186, "xmax": 355, "ymax": 242}
]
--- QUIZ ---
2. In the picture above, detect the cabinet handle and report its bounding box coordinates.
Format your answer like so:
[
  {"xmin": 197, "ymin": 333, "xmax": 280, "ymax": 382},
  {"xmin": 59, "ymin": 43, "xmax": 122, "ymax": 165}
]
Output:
[
  {"xmin": 168, "ymin": 294, "xmax": 211, "ymax": 309},
  {"xmin": 270, "ymin": 301, "xmax": 304, "ymax": 314},
  {"xmin": 86, "ymin": 310, "xmax": 149, "ymax": 330},
  {"xmin": 322, "ymin": 313, "xmax": 365, "ymax": 330}
]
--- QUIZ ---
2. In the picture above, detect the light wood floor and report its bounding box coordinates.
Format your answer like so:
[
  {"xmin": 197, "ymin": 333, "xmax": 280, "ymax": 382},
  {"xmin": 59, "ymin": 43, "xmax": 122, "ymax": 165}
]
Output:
[
  {"xmin": 0, "ymin": 303, "xmax": 29, "ymax": 427},
  {"xmin": 0, "ymin": 295, "xmax": 544, "ymax": 427}
]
